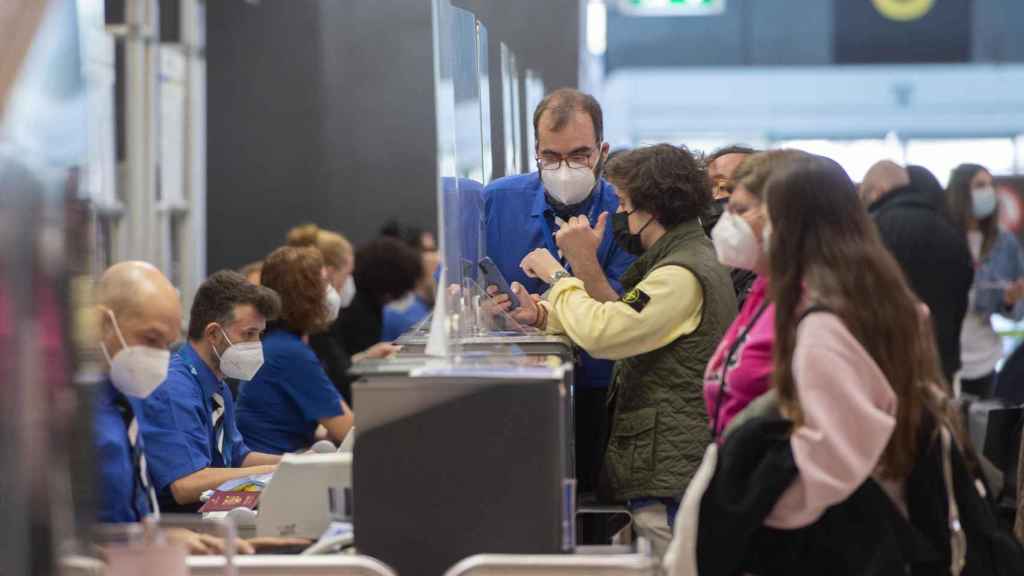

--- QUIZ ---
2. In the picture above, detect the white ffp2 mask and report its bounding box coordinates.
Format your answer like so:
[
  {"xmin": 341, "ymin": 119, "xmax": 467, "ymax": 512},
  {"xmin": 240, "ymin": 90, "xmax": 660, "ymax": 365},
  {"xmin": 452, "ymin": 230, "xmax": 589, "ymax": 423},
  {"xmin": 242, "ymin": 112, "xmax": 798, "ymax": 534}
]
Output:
[
  {"xmin": 325, "ymin": 284, "xmax": 343, "ymax": 322},
  {"xmin": 339, "ymin": 276, "xmax": 356, "ymax": 309},
  {"xmin": 711, "ymin": 211, "xmax": 760, "ymax": 271},
  {"xmin": 215, "ymin": 328, "xmax": 264, "ymax": 381},
  {"xmin": 541, "ymin": 165, "xmax": 597, "ymax": 205},
  {"xmin": 100, "ymin": 309, "xmax": 170, "ymax": 399}
]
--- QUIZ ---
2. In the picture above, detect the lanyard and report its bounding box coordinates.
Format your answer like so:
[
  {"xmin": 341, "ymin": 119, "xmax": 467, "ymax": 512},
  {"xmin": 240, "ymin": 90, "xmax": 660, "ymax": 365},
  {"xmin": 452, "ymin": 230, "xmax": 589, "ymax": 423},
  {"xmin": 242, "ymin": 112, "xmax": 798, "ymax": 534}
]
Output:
[
  {"xmin": 114, "ymin": 396, "xmax": 159, "ymax": 520},
  {"xmin": 184, "ymin": 357, "xmax": 230, "ymax": 466},
  {"xmin": 710, "ymin": 300, "xmax": 769, "ymax": 438}
]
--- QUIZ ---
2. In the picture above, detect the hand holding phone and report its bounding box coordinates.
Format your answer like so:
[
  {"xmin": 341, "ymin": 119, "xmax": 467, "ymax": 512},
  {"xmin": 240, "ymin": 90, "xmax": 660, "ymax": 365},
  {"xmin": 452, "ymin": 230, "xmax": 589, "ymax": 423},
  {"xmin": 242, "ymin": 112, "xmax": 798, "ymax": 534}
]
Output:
[{"xmin": 478, "ymin": 257, "xmax": 520, "ymax": 310}]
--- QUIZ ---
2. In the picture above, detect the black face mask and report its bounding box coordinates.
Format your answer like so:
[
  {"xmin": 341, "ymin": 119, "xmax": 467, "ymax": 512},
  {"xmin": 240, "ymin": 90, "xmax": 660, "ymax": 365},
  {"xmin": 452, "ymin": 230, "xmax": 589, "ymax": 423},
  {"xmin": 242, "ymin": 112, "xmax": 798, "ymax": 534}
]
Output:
[
  {"xmin": 612, "ymin": 210, "xmax": 654, "ymax": 256},
  {"xmin": 702, "ymin": 197, "xmax": 728, "ymax": 235}
]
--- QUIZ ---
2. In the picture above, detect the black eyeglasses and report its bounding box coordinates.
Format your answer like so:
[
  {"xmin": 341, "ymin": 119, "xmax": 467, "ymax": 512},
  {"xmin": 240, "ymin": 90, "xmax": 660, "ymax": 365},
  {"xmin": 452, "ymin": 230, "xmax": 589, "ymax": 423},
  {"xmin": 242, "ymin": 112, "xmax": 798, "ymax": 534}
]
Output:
[{"xmin": 536, "ymin": 146, "xmax": 599, "ymax": 171}]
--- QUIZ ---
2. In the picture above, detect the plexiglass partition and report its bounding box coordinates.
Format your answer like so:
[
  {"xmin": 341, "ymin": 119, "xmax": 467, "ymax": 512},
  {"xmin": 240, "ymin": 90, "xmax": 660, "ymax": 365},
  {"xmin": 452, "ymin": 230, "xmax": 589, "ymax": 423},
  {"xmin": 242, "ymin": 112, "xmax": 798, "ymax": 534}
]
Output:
[
  {"xmin": 524, "ymin": 69, "xmax": 545, "ymax": 156},
  {"xmin": 500, "ymin": 42, "xmax": 523, "ymax": 177},
  {"xmin": 1, "ymin": 1, "xmax": 94, "ymax": 573},
  {"xmin": 476, "ymin": 21, "xmax": 493, "ymax": 185},
  {"xmin": 430, "ymin": 1, "xmax": 534, "ymax": 356}
]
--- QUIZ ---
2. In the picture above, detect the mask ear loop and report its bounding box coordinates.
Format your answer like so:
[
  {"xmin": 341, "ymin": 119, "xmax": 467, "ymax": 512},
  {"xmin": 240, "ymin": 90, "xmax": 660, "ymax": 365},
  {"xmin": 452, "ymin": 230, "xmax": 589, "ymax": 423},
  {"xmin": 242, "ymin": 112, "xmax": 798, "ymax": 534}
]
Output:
[
  {"xmin": 212, "ymin": 326, "xmax": 232, "ymax": 362},
  {"xmin": 636, "ymin": 214, "xmax": 655, "ymax": 235},
  {"xmin": 99, "ymin": 306, "xmax": 128, "ymax": 364}
]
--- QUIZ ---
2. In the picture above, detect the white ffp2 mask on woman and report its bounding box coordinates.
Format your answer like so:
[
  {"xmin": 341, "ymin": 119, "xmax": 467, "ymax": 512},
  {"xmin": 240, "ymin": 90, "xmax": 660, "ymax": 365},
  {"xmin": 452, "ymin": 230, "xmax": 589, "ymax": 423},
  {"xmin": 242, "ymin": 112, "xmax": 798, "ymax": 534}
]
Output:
[
  {"xmin": 325, "ymin": 284, "xmax": 343, "ymax": 322},
  {"xmin": 711, "ymin": 211, "xmax": 760, "ymax": 271}
]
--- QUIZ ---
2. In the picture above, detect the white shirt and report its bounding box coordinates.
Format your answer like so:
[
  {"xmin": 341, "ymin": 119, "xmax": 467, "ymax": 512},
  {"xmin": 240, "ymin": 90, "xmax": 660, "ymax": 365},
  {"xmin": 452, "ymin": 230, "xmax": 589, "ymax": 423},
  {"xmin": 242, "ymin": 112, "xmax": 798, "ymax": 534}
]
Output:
[{"xmin": 961, "ymin": 231, "xmax": 1002, "ymax": 379}]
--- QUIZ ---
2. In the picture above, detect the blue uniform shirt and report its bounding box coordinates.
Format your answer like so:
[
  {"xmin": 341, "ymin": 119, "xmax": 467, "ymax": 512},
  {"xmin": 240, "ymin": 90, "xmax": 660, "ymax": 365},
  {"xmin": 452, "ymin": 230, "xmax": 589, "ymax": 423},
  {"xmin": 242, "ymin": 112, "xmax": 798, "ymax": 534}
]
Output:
[
  {"xmin": 94, "ymin": 378, "xmax": 153, "ymax": 523},
  {"xmin": 381, "ymin": 294, "xmax": 432, "ymax": 342},
  {"xmin": 482, "ymin": 172, "xmax": 636, "ymax": 389},
  {"xmin": 236, "ymin": 328, "xmax": 345, "ymax": 454},
  {"xmin": 135, "ymin": 343, "xmax": 252, "ymax": 510}
]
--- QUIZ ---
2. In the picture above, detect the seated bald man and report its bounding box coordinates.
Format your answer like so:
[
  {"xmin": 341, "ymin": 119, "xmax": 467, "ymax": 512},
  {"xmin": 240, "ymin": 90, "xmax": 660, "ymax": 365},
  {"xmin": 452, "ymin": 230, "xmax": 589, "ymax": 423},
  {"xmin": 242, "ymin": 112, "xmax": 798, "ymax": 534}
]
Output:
[
  {"xmin": 136, "ymin": 271, "xmax": 282, "ymax": 512},
  {"xmin": 94, "ymin": 261, "xmax": 181, "ymax": 523}
]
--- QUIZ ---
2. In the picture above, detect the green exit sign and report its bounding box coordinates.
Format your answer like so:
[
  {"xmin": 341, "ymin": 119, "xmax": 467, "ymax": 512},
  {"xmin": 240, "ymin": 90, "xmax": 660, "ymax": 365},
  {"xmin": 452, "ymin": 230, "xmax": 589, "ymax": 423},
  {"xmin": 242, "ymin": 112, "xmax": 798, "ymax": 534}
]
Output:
[{"xmin": 619, "ymin": 0, "xmax": 725, "ymax": 16}]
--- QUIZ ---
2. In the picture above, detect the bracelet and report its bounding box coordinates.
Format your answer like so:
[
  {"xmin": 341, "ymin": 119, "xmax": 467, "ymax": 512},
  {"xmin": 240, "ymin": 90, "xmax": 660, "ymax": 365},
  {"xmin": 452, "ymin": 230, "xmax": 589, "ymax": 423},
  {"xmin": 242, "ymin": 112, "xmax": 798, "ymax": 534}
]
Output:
[
  {"xmin": 534, "ymin": 302, "xmax": 548, "ymax": 329},
  {"xmin": 549, "ymin": 270, "xmax": 571, "ymax": 284}
]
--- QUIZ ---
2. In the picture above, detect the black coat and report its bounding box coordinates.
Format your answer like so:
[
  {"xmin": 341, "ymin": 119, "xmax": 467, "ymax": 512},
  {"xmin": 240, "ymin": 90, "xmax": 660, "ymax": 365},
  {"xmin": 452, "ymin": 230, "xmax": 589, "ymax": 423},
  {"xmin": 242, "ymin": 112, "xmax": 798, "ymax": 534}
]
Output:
[
  {"xmin": 693, "ymin": 416, "xmax": 1024, "ymax": 576},
  {"xmin": 869, "ymin": 187, "xmax": 974, "ymax": 382},
  {"xmin": 334, "ymin": 292, "xmax": 383, "ymax": 356},
  {"xmin": 308, "ymin": 328, "xmax": 354, "ymax": 404},
  {"xmin": 307, "ymin": 293, "xmax": 384, "ymax": 406}
]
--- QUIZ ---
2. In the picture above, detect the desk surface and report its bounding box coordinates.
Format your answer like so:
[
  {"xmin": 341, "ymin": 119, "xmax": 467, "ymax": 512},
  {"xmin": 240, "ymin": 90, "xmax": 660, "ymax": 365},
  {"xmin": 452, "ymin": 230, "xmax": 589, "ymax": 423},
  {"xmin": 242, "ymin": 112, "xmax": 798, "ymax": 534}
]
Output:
[
  {"xmin": 186, "ymin": 554, "xmax": 396, "ymax": 576},
  {"xmin": 395, "ymin": 332, "xmax": 573, "ymax": 346}
]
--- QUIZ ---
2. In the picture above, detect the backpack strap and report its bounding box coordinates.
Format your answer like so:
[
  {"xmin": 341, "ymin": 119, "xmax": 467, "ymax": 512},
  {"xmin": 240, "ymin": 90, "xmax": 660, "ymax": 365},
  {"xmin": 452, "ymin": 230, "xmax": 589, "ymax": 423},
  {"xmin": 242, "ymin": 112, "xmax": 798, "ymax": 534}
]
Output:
[
  {"xmin": 942, "ymin": 426, "xmax": 968, "ymax": 576},
  {"xmin": 797, "ymin": 303, "xmax": 832, "ymax": 325}
]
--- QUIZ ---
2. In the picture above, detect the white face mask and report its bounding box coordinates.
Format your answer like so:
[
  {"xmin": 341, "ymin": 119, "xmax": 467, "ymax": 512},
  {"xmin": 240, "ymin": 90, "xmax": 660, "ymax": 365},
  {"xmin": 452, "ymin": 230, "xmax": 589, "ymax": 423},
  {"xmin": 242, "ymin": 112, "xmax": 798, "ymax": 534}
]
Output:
[
  {"xmin": 541, "ymin": 164, "xmax": 596, "ymax": 205},
  {"xmin": 325, "ymin": 284, "xmax": 343, "ymax": 322},
  {"xmin": 100, "ymin": 309, "xmax": 170, "ymax": 399},
  {"xmin": 339, "ymin": 275, "xmax": 356, "ymax": 309},
  {"xmin": 214, "ymin": 328, "xmax": 264, "ymax": 381},
  {"xmin": 972, "ymin": 186, "xmax": 997, "ymax": 219},
  {"xmin": 711, "ymin": 211, "xmax": 760, "ymax": 271}
]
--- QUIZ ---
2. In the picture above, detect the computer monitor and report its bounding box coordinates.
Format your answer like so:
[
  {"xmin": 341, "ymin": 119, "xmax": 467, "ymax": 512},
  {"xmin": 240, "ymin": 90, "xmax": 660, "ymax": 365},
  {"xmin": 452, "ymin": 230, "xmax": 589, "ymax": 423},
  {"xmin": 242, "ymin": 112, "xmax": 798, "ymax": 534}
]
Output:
[{"xmin": 256, "ymin": 452, "xmax": 352, "ymax": 539}]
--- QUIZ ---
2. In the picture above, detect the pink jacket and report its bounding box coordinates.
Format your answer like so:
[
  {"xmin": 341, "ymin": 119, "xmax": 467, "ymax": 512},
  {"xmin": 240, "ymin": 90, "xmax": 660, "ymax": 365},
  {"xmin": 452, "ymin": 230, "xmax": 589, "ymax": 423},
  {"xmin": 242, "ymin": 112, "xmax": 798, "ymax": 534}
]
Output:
[
  {"xmin": 704, "ymin": 277, "xmax": 775, "ymax": 437},
  {"xmin": 765, "ymin": 311, "xmax": 898, "ymax": 529}
]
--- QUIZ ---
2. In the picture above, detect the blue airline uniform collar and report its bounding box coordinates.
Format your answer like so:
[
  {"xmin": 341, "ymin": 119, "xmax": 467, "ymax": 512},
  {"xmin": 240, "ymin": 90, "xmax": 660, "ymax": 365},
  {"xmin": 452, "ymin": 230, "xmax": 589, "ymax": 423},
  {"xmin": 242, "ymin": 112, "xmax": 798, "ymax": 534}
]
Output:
[{"xmin": 180, "ymin": 342, "xmax": 222, "ymax": 398}]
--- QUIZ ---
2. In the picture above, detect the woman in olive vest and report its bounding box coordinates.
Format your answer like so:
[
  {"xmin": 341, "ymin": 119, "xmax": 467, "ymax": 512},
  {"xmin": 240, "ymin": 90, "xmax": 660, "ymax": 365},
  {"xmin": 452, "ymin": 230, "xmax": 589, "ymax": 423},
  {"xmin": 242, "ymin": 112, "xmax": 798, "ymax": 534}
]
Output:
[{"xmin": 511, "ymin": 143, "xmax": 737, "ymax": 557}]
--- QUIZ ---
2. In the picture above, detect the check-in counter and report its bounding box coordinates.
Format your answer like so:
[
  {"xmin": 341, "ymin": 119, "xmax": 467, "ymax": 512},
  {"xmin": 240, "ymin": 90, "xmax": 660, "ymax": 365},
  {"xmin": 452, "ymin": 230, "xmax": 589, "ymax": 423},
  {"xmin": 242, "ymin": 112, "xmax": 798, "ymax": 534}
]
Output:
[
  {"xmin": 395, "ymin": 332, "xmax": 575, "ymax": 360},
  {"xmin": 350, "ymin": 353, "xmax": 574, "ymax": 576}
]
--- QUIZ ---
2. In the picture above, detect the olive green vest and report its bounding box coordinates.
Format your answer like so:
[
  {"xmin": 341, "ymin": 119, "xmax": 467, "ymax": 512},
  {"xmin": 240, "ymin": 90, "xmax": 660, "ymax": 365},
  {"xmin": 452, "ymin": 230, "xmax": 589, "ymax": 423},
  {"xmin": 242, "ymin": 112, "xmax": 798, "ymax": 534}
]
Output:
[{"xmin": 603, "ymin": 219, "xmax": 737, "ymax": 501}]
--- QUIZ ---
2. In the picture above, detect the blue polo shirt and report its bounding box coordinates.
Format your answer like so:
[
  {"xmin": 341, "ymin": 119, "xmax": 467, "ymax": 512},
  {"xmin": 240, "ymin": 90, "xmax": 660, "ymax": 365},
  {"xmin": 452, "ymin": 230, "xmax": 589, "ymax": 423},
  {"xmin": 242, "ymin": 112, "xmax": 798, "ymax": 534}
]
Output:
[
  {"xmin": 381, "ymin": 294, "xmax": 432, "ymax": 342},
  {"xmin": 235, "ymin": 328, "xmax": 345, "ymax": 454},
  {"xmin": 482, "ymin": 172, "xmax": 636, "ymax": 389},
  {"xmin": 94, "ymin": 378, "xmax": 154, "ymax": 523},
  {"xmin": 135, "ymin": 343, "xmax": 252, "ymax": 510}
]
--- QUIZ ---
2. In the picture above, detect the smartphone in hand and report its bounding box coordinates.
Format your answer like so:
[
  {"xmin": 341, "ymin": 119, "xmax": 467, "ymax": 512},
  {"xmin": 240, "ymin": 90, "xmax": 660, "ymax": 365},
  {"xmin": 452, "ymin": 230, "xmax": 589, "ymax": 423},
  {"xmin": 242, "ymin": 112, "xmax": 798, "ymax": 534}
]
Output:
[{"xmin": 478, "ymin": 257, "xmax": 521, "ymax": 310}]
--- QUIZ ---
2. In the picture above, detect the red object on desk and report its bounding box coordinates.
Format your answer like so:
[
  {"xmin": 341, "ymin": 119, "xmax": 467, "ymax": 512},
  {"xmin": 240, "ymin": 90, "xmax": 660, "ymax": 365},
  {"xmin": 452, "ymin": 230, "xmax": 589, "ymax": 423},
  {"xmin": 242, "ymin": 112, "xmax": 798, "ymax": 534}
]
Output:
[{"xmin": 198, "ymin": 491, "xmax": 260, "ymax": 513}]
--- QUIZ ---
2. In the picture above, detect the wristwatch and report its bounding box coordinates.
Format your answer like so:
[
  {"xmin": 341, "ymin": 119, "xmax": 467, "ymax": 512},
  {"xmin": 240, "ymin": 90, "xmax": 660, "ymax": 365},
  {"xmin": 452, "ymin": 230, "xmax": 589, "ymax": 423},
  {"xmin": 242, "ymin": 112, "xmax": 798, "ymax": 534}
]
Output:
[{"xmin": 548, "ymin": 270, "xmax": 571, "ymax": 285}]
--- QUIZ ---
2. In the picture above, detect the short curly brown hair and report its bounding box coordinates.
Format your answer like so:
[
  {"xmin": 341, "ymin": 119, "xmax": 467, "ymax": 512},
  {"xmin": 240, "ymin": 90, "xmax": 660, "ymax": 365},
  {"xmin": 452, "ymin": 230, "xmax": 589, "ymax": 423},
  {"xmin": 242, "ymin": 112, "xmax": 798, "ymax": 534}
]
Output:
[
  {"xmin": 187, "ymin": 270, "xmax": 281, "ymax": 340},
  {"xmin": 604, "ymin": 143, "xmax": 710, "ymax": 228},
  {"xmin": 260, "ymin": 246, "xmax": 327, "ymax": 335}
]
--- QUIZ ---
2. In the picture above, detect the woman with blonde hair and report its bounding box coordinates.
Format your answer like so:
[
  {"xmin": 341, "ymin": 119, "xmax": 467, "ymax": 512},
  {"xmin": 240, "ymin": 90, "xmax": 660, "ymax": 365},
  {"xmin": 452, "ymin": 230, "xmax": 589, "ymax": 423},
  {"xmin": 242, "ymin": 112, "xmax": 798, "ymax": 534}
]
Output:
[
  {"xmin": 285, "ymin": 224, "xmax": 412, "ymax": 403},
  {"xmin": 286, "ymin": 223, "xmax": 355, "ymax": 311}
]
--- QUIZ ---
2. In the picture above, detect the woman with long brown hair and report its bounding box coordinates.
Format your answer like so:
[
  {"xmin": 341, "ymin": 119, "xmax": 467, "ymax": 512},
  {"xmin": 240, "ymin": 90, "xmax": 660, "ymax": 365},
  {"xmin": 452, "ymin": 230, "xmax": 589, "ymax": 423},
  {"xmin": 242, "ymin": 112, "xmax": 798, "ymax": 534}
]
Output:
[
  {"xmin": 235, "ymin": 246, "xmax": 354, "ymax": 454},
  {"xmin": 763, "ymin": 154, "xmax": 950, "ymax": 527},
  {"xmin": 946, "ymin": 164, "xmax": 1024, "ymax": 398}
]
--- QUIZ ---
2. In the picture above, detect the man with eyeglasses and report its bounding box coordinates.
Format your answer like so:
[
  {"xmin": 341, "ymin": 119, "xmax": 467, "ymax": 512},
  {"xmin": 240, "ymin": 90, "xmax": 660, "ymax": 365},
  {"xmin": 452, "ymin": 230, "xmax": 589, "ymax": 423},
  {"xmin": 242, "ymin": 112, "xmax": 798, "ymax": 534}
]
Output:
[
  {"xmin": 481, "ymin": 88, "xmax": 635, "ymax": 499},
  {"xmin": 705, "ymin": 145, "xmax": 756, "ymax": 227},
  {"xmin": 703, "ymin": 145, "xmax": 757, "ymax": 308}
]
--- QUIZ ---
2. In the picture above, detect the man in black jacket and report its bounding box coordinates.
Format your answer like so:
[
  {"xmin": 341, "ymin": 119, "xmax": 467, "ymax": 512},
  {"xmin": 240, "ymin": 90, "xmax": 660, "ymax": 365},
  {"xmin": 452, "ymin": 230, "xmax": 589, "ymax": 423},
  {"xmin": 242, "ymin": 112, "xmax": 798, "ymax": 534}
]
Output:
[
  {"xmin": 702, "ymin": 145, "xmax": 758, "ymax": 308},
  {"xmin": 862, "ymin": 161, "xmax": 974, "ymax": 382}
]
